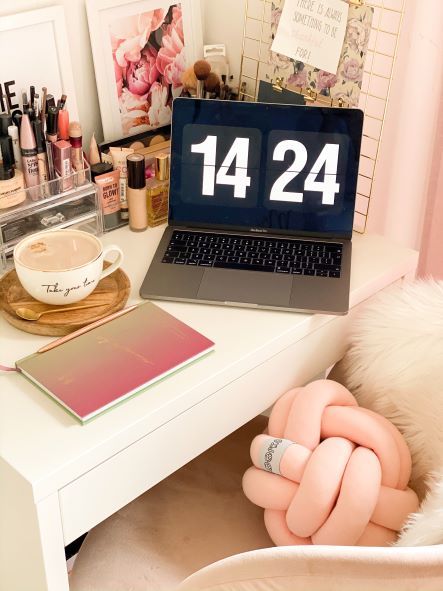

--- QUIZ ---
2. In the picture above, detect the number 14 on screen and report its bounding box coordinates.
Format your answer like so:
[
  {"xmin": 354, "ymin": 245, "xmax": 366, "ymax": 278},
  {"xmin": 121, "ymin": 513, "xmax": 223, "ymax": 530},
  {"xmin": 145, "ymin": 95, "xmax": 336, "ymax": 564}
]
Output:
[{"xmin": 189, "ymin": 128, "xmax": 346, "ymax": 206}]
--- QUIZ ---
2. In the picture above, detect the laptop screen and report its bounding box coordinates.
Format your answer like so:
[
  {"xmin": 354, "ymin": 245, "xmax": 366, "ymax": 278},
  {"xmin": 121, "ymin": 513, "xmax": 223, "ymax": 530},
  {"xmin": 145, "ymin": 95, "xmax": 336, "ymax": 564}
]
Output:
[{"xmin": 169, "ymin": 98, "xmax": 363, "ymax": 239}]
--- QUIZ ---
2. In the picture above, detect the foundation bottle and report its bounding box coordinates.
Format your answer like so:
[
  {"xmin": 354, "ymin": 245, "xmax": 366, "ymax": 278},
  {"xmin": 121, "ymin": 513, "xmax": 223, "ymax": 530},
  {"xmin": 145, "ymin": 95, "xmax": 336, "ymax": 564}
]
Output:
[
  {"xmin": 147, "ymin": 154, "xmax": 170, "ymax": 227},
  {"xmin": 127, "ymin": 153, "xmax": 147, "ymax": 232}
]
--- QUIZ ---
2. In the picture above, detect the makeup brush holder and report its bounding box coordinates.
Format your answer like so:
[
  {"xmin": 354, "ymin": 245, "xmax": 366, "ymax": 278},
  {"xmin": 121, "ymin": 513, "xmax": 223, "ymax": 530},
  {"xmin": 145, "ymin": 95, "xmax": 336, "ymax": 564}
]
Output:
[{"xmin": 0, "ymin": 166, "xmax": 103, "ymax": 272}]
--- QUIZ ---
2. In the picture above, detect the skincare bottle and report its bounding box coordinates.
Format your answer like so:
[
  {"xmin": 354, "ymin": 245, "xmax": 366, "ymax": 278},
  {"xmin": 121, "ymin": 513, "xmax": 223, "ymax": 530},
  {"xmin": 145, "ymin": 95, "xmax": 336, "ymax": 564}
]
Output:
[
  {"xmin": 0, "ymin": 135, "xmax": 15, "ymax": 171},
  {"xmin": 110, "ymin": 147, "xmax": 134, "ymax": 222},
  {"xmin": 0, "ymin": 113, "xmax": 12, "ymax": 137},
  {"xmin": 7, "ymin": 125, "xmax": 22, "ymax": 170},
  {"xmin": 127, "ymin": 153, "xmax": 147, "ymax": 232},
  {"xmin": 0, "ymin": 165, "xmax": 26, "ymax": 209},
  {"xmin": 146, "ymin": 154, "xmax": 170, "ymax": 227},
  {"xmin": 91, "ymin": 163, "xmax": 121, "ymax": 232}
]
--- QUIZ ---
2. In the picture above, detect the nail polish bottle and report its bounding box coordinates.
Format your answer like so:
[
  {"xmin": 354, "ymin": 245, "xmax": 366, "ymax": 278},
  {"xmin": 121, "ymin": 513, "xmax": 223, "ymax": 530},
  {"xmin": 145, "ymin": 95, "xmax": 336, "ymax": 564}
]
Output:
[
  {"xmin": 146, "ymin": 154, "xmax": 170, "ymax": 227},
  {"xmin": 127, "ymin": 153, "xmax": 147, "ymax": 232}
]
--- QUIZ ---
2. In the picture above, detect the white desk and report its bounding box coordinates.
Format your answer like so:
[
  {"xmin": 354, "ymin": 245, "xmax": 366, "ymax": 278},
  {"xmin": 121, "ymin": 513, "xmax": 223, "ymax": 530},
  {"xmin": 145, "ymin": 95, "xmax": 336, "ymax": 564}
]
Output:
[{"xmin": 0, "ymin": 227, "xmax": 418, "ymax": 591}]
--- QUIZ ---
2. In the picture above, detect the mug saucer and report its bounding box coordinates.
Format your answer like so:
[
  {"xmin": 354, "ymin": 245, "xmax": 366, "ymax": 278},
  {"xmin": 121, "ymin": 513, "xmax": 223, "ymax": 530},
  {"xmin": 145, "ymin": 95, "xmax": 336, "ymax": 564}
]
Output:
[{"xmin": 0, "ymin": 262, "xmax": 130, "ymax": 336}]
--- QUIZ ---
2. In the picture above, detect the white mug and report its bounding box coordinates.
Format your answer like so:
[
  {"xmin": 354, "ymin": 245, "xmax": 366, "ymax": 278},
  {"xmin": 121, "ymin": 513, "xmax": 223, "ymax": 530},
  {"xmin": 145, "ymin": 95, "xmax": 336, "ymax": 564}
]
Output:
[{"xmin": 13, "ymin": 229, "xmax": 124, "ymax": 305}]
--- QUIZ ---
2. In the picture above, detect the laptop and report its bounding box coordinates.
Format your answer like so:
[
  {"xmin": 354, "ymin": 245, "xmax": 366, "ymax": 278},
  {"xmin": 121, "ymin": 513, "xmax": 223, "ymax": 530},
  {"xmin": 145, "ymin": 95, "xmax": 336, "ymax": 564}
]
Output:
[{"xmin": 140, "ymin": 98, "xmax": 363, "ymax": 314}]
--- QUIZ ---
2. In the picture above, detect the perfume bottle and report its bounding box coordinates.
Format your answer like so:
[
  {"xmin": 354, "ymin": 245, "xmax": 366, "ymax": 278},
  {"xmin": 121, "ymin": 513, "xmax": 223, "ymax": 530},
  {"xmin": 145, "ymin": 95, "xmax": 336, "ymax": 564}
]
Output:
[{"xmin": 147, "ymin": 154, "xmax": 169, "ymax": 227}]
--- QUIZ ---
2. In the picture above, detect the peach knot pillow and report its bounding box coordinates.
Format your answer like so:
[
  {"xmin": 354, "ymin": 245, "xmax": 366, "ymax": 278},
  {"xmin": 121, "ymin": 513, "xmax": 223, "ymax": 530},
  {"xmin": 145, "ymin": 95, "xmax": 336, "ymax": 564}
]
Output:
[{"xmin": 242, "ymin": 380, "xmax": 419, "ymax": 546}]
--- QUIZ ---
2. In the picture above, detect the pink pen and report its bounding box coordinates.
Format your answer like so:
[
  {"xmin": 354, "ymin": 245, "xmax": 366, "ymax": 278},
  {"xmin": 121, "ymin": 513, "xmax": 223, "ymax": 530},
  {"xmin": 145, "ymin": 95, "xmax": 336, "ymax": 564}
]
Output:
[{"xmin": 37, "ymin": 304, "xmax": 138, "ymax": 354}]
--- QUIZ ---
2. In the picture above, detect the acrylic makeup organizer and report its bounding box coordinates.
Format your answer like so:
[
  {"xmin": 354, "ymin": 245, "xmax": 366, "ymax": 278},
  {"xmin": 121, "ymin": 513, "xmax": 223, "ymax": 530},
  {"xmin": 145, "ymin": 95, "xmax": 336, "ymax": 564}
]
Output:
[
  {"xmin": 239, "ymin": 0, "xmax": 405, "ymax": 233},
  {"xmin": 0, "ymin": 167, "xmax": 103, "ymax": 271}
]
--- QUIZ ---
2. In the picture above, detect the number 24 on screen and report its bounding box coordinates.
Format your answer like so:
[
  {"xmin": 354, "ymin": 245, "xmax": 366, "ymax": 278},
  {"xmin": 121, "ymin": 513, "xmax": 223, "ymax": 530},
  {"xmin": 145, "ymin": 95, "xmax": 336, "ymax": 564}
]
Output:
[{"xmin": 191, "ymin": 135, "xmax": 341, "ymax": 205}]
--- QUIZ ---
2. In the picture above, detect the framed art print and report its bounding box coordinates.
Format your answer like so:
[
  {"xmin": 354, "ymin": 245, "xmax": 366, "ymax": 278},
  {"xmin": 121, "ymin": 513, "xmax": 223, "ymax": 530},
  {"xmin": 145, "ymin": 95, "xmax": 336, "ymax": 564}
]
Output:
[
  {"xmin": 86, "ymin": 0, "xmax": 203, "ymax": 141},
  {"xmin": 0, "ymin": 6, "xmax": 78, "ymax": 119}
]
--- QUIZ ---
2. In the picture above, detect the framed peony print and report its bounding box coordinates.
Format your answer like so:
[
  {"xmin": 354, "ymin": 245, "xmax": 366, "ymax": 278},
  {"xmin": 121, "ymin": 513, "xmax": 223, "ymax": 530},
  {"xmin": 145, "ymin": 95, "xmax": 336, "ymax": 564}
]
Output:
[{"xmin": 86, "ymin": 0, "xmax": 203, "ymax": 141}]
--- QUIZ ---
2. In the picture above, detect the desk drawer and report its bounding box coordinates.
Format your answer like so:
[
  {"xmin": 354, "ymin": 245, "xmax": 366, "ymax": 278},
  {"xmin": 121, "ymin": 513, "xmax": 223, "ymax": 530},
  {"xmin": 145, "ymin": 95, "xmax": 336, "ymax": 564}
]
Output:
[{"xmin": 59, "ymin": 315, "xmax": 348, "ymax": 545}]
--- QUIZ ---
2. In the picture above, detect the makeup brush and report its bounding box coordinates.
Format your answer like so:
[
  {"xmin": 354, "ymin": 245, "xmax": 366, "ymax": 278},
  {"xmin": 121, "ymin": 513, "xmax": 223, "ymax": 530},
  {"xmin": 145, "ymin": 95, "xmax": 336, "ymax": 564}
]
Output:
[
  {"xmin": 193, "ymin": 60, "xmax": 211, "ymax": 98},
  {"xmin": 22, "ymin": 91, "xmax": 29, "ymax": 112},
  {"xmin": 45, "ymin": 95, "xmax": 55, "ymax": 112},
  {"xmin": 34, "ymin": 93, "xmax": 39, "ymax": 116},
  {"xmin": 204, "ymin": 72, "xmax": 221, "ymax": 99},
  {"xmin": 181, "ymin": 66, "xmax": 198, "ymax": 93},
  {"xmin": 60, "ymin": 94, "xmax": 67, "ymax": 110},
  {"xmin": 40, "ymin": 87, "xmax": 47, "ymax": 127}
]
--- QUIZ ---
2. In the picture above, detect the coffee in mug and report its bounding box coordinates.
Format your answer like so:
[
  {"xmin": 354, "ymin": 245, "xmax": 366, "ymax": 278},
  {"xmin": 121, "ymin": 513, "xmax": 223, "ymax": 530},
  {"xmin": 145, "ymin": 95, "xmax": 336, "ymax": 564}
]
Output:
[{"xmin": 14, "ymin": 229, "xmax": 124, "ymax": 305}]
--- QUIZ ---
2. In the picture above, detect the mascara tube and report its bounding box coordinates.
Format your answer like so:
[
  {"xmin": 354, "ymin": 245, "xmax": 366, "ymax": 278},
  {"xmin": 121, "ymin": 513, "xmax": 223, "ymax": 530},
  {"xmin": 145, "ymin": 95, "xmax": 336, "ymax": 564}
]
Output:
[{"xmin": 33, "ymin": 119, "xmax": 50, "ymax": 196}]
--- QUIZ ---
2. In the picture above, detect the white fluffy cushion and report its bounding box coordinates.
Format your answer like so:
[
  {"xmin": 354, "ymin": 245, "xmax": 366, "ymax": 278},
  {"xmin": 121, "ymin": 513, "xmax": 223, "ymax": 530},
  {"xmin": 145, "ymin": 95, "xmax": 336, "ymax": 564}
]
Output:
[{"xmin": 329, "ymin": 279, "xmax": 443, "ymax": 546}]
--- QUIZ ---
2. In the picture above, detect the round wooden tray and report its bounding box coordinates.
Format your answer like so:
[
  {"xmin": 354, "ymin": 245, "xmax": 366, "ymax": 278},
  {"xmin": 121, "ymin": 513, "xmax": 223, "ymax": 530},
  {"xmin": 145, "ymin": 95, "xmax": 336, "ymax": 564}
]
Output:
[{"xmin": 0, "ymin": 262, "xmax": 131, "ymax": 336}]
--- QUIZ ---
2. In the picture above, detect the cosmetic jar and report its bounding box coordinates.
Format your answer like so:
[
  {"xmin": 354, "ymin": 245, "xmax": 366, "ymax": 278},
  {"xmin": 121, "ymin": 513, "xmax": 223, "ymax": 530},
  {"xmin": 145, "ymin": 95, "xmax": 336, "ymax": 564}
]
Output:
[{"xmin": 0, "ymin": 166, "xmax": 26, "ymax": 209}]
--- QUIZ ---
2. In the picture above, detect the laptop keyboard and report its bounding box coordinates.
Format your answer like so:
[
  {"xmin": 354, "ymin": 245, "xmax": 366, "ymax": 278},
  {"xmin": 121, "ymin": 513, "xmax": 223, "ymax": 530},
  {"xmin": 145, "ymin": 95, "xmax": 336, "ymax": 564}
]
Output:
[{"xmin": 162, "ymin": 231, "xmax": 343, "ymax": 277}]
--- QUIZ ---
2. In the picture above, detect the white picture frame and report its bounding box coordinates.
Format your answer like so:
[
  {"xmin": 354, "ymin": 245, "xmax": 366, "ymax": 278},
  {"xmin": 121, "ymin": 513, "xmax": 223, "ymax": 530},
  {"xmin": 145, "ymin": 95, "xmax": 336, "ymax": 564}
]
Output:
[
  {"xmin": 0, "ymin": 6, "xmax": 78, "ymax": 119},
  {"xmin": 86, "ymin": 0, "xmax": 203, "ymax": 141}
]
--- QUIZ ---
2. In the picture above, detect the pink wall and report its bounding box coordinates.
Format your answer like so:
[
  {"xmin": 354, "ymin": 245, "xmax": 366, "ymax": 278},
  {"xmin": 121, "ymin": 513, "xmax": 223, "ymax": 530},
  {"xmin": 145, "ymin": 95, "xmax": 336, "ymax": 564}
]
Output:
[
  {"xmin": 418, "ymin": 89, "xmax": 443, "ymax": 278},
  {"xmin": 366, "ymin": 1, "xmax": 443, "ymax": 263},
  {"xmin": 367, "ymin": 0, "xmax": 443, "ymax": 251}
]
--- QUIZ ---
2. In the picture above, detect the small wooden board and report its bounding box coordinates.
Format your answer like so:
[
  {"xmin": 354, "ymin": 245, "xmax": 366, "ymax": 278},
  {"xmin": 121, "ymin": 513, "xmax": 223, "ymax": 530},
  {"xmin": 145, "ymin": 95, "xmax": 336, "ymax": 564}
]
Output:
[{"xmin": 0, "ymin": 262, "xmax": 131, "ymax": 336}]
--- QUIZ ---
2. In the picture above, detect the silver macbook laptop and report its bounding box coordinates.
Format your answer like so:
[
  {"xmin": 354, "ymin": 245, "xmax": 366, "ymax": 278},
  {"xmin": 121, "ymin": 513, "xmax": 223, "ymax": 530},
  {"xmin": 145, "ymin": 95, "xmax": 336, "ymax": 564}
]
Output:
[{"xmin": 140, "ymin": 98, "xmax": 363, "ymax": 314}]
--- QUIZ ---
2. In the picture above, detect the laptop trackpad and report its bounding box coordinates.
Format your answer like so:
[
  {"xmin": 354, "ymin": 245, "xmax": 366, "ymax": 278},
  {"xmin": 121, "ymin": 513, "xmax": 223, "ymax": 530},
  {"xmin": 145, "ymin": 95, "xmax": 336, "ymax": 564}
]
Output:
[{"xmin": 197, "ymin": 269, "xmax": 292, "ymax": 307}]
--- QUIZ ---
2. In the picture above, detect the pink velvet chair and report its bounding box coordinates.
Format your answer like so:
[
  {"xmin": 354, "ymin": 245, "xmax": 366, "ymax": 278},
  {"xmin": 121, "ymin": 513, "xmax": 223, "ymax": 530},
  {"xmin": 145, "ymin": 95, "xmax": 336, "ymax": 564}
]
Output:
[
  {"xmin": 69, "ymin": 414, "xmax": 443, "ymax": 591},
  {"xmin": 70, "ymin": 280, "xmax": 443, "ymax": 591}
]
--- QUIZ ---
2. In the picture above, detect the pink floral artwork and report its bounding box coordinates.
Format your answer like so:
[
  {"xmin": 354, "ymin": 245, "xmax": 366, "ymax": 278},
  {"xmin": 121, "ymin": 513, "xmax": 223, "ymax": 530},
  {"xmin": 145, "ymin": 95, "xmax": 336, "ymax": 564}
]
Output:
[{"xmin": 109, "ymin": 4, "xmax": 185, "ymax": 136}]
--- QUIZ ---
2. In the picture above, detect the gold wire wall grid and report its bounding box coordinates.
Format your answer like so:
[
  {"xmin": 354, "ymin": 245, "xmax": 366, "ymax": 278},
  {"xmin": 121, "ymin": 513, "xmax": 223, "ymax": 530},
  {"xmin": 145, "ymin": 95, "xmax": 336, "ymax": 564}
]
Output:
[{"xmin": 239, "ymin": 0, "xmax": 405, "ymax": 233}]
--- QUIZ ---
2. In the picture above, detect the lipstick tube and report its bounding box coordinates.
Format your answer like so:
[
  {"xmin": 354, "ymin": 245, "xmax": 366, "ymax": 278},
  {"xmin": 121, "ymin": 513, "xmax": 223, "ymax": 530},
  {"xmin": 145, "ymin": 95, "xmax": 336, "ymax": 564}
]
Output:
[{"xmin": 52, "ymin": 140, "xmax": 73, "ymax": 191}]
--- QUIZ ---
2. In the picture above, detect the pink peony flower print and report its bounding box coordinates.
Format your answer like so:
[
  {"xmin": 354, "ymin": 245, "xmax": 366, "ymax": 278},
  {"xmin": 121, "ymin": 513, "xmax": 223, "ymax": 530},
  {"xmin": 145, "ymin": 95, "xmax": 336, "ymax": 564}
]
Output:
[
  {"xmin": 341, "ymin": 58, "xmax": 362, "ymax": 83},
  {"xmin": 119, "ymin": 88, "xmax": 149, "ymax": 135},
  {"xmin": 317, "ymin": 71, "xmax": 338, "ymax": 91},
  {"xmin": 271, "ymin": 7, "xmax": 282, "ymax": 29},
  {"xmin": 346, "ymin": 18, "xmax": 369, "ymax": 54},
  {"xmin": 114, "ymin": 55, "xmax": 124, "ymax": 97},
  {"xmin": 288, "ymin": 69, "xmax": 308, "ymax": 88},
  {"xmin": 125, "ymin": 46, "xmax": 160, "ymax": 96},
  {"xmin": 269, "ymin": 51, "xmax": 292, "ymax": 72},
  {"xmin": 148, "ymin": 82, "xmax": 172, "ymax": 127},
  {"xmin": 110, "ymin": 9, "xmax": 167, "ymax": 68},
  {"xmin": 156, "ymin": 10, "xmax": 186, "ymax": 88}
]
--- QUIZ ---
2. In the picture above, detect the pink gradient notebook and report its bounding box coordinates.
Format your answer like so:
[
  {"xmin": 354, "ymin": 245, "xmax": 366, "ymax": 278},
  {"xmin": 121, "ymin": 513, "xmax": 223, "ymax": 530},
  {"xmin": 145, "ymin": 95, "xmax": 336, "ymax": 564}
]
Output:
[{"xmin": 16, "ymin": 302, "xmax": 215, "ymax": 423}]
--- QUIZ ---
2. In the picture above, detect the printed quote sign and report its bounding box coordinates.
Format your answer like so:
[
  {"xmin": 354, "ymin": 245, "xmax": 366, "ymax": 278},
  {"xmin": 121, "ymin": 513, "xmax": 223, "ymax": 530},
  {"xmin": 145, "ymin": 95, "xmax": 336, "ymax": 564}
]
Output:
[{"xmin": 271, "ymin": 0, "xmax": 349, "ymax": 75}]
